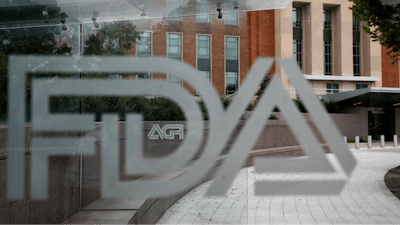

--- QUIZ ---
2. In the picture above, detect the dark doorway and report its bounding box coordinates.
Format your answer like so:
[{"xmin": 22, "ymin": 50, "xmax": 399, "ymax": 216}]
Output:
[{"xmin": 368, "ymin": 110, "xmax": 395, "ymax": 141}]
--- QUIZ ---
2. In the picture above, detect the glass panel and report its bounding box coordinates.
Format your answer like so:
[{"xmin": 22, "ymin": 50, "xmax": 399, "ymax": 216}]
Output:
[
  {"xmin": 168, "ymin": 74, "xmax": 181, "ymax": 85},
  {"xmin": 224, "ymin": 1, "xmax": 238, "ymax": 25},
  {"xmin": 200, "ymin": 70, "xmax": 211, "ymax": 82},
  {"xmin": 1, "ymin": 2, "xmax": 360, "ymax": 224},
  {"xmin": 226, "ymin": 37, "xmax": 238, "ymax": 60},
  {"xmin": 167, "ymin": 0, "xmax": 182, "ymax": 21},
  {"xmin": 197, "ymin": 0, "xmax": 211, "ymax": 22},
  {"xmin": 226, "ymin": 71, "xmax": 238, "ymax": 94}
]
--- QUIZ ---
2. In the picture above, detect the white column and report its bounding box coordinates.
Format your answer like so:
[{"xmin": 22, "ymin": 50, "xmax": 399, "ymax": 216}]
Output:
[
  {"xmin": 343, "ymin": 136, "xmax": 347, "ymax": 143},
  {"xmin": 394, "ymin": 135, "xmax": 398, "ymax": 147},
  {"xmin": 368, "ymin": 135, "xmax": 372, "ymax": 149},
  {"xmin": 355, "ymin": 136, "xmax": 360, "ymax": 149},
  {"xmin": 381, "ymin": 135, "xmax": 385, "ymax": 148}
]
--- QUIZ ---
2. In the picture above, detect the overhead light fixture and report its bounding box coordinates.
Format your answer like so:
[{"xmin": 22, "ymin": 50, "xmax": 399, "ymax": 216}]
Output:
[
  {"xmin": 92, "ymin": 11, "xmax": 99, "ymax": 28},
  {"xmin": 60, "ymin": 12, "xmax": 67, "ymax": 30},
  {"xmin": 43, "ymin": 8, "xmax": 50, "ymax": 23},
  {"xmin": 140, "ymin": 4, "xmax": 146, "ymax": 16},
  {"xmin": 393, "ymin": 103, "xmax": 400, "ymax": 106},
  {"xmin": 217, "ymin": 2, "xmax": 222, "ymax": 19}
]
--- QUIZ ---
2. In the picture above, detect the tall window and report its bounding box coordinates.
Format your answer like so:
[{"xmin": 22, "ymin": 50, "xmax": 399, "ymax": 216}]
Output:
[
  {"xmin": 136, "ymin": 32, "xmax": 151, "ymax": 79},
  {"xmin": 327, "ymin": 83, "xmax": 338, "ymax": 94},
  {"xmin": 167, "ymin": 0, "xmax": 181, "ymax": 21},
  {"xmin": 167, "ymin": 33, "xmax": 182, "ymax": 85},
  {"xmin": 293, "ymin": 7, "xmax": 303, "ymax": 70},
  {"xmin": 197, "ymin": 0, "xmax": 210, "ymax": 22},
  {"xmin": 226, "ymin": 36, "xmax": 239, "ymax": 94},
  {"xmin": 353, "ymin": 12, "xmax": 361, "ymax": 76},
  {"xmin": 197, "ymin": 35, "xmax": 211, "ymax": 82},
  {"xmin": 224, "ymin": 1, "xmax": 238, "ymax": 25},
  {"xmin": 324, "ymin": 9, "xmax": 332, "ymax": 75}
]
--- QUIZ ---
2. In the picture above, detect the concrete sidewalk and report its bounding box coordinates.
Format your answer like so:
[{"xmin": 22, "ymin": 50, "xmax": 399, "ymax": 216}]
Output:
[{"xmin": 157, "ymin": 150, "xmax": 400, "ymax": 224}]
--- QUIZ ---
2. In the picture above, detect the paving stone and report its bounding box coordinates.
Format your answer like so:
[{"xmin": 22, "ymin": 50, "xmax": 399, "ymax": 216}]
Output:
[{"xmin": 157, "ymin": 151, "xmax": 400, "ymax": 224}]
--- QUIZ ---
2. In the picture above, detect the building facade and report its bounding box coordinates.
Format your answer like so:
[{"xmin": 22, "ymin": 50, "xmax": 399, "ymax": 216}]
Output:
[
  {"xmin": 122, "ymin": 0, "xmax": 247, "ymax": 96},
  {"xmin": 247, "ymin": 0, "xmax": 383, "ymax": 98},
  {"xmin": 119, "ymin": 0, "xmax": 395, "ymax": 98}
]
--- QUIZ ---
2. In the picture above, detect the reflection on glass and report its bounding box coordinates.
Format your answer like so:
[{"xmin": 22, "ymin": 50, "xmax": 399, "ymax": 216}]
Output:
[
  {"xmin": 167, "ymin": 33, "xmax": 182, "ymax": 86},
  {"xmin": 225, "ymin": 36, "xmax": 238, "ymax": 94},
  {"xmin": 225, "ymin": 1, "xmax": 238, "ymax": 24},
  {"xmin": 167, "ymin": 0, "xmax": 182, "ymax": 21},
  {"xmin": 197, "ymin": 0, "xmax": 211, "ymax": 22},
  {"xmin": 197, "ymin": 35, "xmax": 211, "ymax": 82}
]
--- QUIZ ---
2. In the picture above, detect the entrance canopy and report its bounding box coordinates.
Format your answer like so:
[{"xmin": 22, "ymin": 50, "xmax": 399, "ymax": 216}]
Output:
[
  {"xmin": 0, "ymin": 0, "xmax": 294, "ymax": 29},
  {"xmin": 322, "ymin": 87, "xmax": 400, "ymax": 108}
]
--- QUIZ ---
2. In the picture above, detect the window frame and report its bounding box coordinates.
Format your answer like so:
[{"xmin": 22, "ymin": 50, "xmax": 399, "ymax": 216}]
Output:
[
  {"xmin": 353, "ymin": 12, "xmax": 361, "ymax": 76},
  {"xmin": 293, "ymin": 7, "xmax": 303, "ymax": 70},
  {"xmin": 224, "ymin": 35, "xmax": 240, "ymax": 95},
  {"xmin": 323, "ymin": 9, "xmax": 332, "ymax": 76},
  {"xmin": 224, "ymin": 1, "xmax": 238, "ymax": 25},
  {"xmin": 196, "ymin": 34, "xmax": 212, "ymax": 83},
  {"xmin": 326, "ymin": 83, "xmax": 339, "ymax": 94},
  {"xmin": 197, "ymin": 0, "xmax": 211, "ymax": 22},
  {"xmin": 356, "ymin": 84, "xmax": 368, "ymax": 89},
  {"xmin": 136, "ymin": 31, "xmax": 153, "ymax": 79},
  {"xmin": 167, "ymin": 32, "xmax": 183, "ymax": 86}
]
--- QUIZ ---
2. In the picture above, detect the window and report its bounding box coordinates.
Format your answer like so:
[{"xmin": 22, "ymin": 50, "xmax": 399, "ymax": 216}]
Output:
[
  {"xmin": 136, "ymin": 32, "xmax": 152, "ymax": 79},
  {"xmin": 356, "ymin": 84, "xmax": 367, "ymax": 89},
  {"xmin": 323, "ymin": 9, "xmax": 332, "ymax": 75},
  {"xmin": 197, "ymin": 0, "xmax": 210, "ymax": 22},
  {"xmin": 137, "ymin": 32, "xmax": 151, "ymax": 57},
  {"xmin": 224, "ymin": 1, "xmax": 238, "ymax": 25},
  {"xmin": 167, "ymin": 33, "xmax": 182, "ymax": 85},
  {"xmin": 353, "ymin": 13, "xmax": 360, "ymax": 76},
  {"xmin": 167, "ymin": 0, "xmax": 181, "ymax": 21},
  {"xmin": 226, "ymin": 37, "xmax": 239, "ymax": 94},
  {"xmin": 293, "ymin": 7, "xmax": 302, "ymax": 69},
  {"xmin": 327, "ymin": 83, "xmax": 339, "ymax": 94},
  {"xmin": 197, "ymin": 35, "xmax": 211, "ymax": 82}
]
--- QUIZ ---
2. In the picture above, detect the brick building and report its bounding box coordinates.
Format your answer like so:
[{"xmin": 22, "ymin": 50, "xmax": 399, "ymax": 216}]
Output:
[
  {"xmin": 123, "ymin": 0, "xmax": 247, "ymax": 95},
  {"xmin": 120, "ymin": 0, "xmax": 397, "ymax": 97}
]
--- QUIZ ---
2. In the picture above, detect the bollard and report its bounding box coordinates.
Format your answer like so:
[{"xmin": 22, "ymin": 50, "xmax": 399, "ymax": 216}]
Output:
[
  {"xmin": 394, "ymin": 135, "xmax": 398, "ymax": 147},
  {"xmin": 355, "ymin": 136, "xmax": 360, "ymax": 149},
  {"xmin": 381, "ymin": 135, "xmax": 385, "ymax": 148},
  {"xmin": 343, "ymin": 136, "xmax": 347, "ymax": 143},
  {"xmin": 368, "ymin": 135, "xmax": 372, "ymax": 149}
]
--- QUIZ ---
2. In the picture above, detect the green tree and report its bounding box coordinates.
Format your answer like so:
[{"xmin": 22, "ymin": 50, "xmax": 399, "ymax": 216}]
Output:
[
  {"xmin": 81, "ymin": 21, "xmax": 144, "ymax": 117},
  {"xmin": 255, "ymin": 73, "xmax": 273, "ymax": 102},
  {"xmin": 0, "ymin": 0, "xmax": 73, "ymax": 122},
  {"xmin": 349, "ymin": 0, "xmax": 400, "ymax": 64},
  {"xmin": 84, "ymin": 21, "xmax": 142, "ymax": 57}
]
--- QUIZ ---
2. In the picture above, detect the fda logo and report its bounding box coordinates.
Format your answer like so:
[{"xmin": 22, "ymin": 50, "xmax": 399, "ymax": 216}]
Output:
[
  {"xmin": 148, "ymin": 124, "xmax": 184, "ymax": 140},
  {"xmin": 6, "ymin": 56, "xmax": 356, "ymax": 200}
]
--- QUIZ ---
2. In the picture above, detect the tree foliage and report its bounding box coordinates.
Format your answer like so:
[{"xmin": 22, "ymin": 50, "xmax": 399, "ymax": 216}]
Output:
[
  {"xmin": 0, "ymin": 1, "xmax": 73, "ymax": 123},
  {"xmin": 349, "ymin": 0, "xmax": 400, "ymax": 64},
  {"xmin": 84, "ymin": 22, "xmax": 142, "ymax": 56},
  {"xmin": 255, "ymin": 73, "xmax": 273, "ymax": 102}
]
